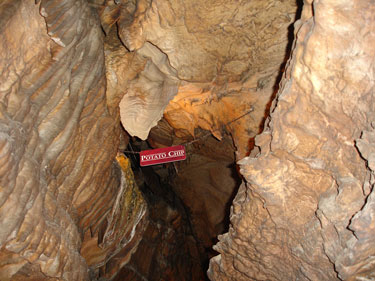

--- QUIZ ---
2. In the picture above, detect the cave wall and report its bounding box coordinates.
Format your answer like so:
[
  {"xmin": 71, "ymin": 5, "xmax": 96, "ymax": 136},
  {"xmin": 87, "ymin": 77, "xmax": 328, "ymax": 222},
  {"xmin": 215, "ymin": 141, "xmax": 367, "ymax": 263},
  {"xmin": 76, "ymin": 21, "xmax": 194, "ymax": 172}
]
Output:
[
  {"xmin": 2, "ymin": 0, "xmax": 375, "ymax": 280},
  {"xmin": 0, "ymin": 1, "xmax": 147, "ymax": 280},
  {"xmin": 103, "ymin": 0, "xmax": 301, "ymax": 278},
  {"xmin": 209, "ymin": 0, "xmax": 375, "ymax": 280}
]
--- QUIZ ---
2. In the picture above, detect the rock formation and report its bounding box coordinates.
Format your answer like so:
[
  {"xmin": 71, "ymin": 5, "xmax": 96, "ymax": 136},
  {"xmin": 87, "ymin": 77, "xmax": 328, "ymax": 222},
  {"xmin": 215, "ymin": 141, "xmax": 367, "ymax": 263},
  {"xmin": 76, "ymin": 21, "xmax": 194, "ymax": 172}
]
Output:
[
  {"xmin": 1, "ymin": 0, "xmax": 375, "ymax": 280},
  {"xmin": 114, "ymin": 0, "xmax": 298, "ymax": 157},
  {"xmin": 0, "ymin": 1, "xmax": 147, "ymax": 280},
  {"xmin": 209, "ymin": 0, "xmax": 375, "ymax": 280}
]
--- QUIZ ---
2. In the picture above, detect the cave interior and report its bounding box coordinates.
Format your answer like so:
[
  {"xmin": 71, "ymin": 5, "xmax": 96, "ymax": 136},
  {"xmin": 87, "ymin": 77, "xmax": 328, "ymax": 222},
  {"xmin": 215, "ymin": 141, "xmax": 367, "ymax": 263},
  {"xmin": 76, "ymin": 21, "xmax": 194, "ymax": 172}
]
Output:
[{"xmin": 1, "ymin": 0, "xmax": 375, "ymax": 280}]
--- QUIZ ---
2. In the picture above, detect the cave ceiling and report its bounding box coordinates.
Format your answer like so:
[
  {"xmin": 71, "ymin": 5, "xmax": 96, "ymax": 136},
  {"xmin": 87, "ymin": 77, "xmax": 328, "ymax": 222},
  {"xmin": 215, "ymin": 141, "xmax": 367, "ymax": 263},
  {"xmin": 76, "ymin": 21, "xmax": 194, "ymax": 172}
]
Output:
[{"xmin": 101, "ymin": 0, "xmax": 298, "ymax": 157}]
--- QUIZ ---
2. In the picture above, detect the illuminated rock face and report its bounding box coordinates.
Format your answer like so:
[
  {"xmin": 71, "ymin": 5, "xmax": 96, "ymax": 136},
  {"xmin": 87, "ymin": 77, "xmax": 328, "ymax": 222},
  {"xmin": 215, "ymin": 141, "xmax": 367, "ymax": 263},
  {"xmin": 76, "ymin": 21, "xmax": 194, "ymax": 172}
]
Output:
[
  {"xmin": 208, "ymin": 0, "xmax": 375, "ymax": 280},
  {"xmin": 115, "ymin": 0, "xmax": 298, "ymax": 156},
  {"xmin": 0, "ymin": 1, "xmax": 147, "ymax": 280}
]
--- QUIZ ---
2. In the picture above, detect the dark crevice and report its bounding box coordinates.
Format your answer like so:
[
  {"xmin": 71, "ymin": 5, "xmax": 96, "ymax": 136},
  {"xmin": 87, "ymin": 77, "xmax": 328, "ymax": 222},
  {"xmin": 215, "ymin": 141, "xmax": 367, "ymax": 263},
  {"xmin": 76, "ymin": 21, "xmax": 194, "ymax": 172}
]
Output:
[
  {"xmin": 120, "ymin": 139, "xmax": 210, "ymax": 280},
  {"xmin": 249, "ymin": 0, "xmax": 304, "ymax": 157},
  {"xmin": 114, "ymin": 0, "xmax": 304, "ymax": 278},
  {"xmin": 119, "ymin": 135, "xmax": 241, "ymax": 280}
]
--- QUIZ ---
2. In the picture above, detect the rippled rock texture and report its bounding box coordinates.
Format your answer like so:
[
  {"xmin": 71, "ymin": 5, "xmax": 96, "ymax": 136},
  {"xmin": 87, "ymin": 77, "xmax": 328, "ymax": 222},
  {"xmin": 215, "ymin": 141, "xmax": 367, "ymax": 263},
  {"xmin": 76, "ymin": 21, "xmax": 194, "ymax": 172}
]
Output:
[
  {"xmin": 115, "ymin": 0, "xmax": 299, "ymax": 157},
  {"xmin": 4, "ymin": 0, "xmax": 375, "ymax": 280},
  {"xmin": 209, "ymin": 0, "xmax": 375, "ymax": 280},
  {"xmin": 101, "ymin": 0, "xmax": 300, "ymax": 277},
  {"xmin": 0, "ymin": 1, "xmax": 147, "ymax": 280}
]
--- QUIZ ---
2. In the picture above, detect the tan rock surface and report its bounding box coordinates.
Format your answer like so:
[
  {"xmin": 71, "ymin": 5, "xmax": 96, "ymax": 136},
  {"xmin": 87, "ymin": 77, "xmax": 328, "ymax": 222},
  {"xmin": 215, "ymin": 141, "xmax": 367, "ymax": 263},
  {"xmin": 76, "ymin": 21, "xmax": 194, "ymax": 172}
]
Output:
[
  {"xmin": 4, "ymin": 0, "xmax": 375, "ymax": 280},
  {"xmin": 209, "ymin": 0, "xmax": 375, "ymax": 279},
  {"xmin": 0, "ymin": 1, "xmax": 146, "ymax": 280},
  {"xmin": 118, "ymin": 0, "xmax": 297, "ymax": 83},
  {"xmin": 114, "ymin": 0, "xmax": 298, "ymax": 149}
]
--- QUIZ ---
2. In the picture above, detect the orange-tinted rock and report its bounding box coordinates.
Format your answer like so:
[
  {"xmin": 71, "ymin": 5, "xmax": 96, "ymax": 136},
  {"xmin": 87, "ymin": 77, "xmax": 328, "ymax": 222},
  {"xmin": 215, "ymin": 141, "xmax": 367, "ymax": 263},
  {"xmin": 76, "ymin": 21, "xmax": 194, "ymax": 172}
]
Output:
[
  {"xmin": 209, "ymin": 0, "xmax": 375, "ymax": 279},
  {"xmin": 114, "ymin": 0, "xmax": 298, "ymax": 153},
  {"xmin": 163, "ymin": 77, "xmax": 275, "ymax": 158}
]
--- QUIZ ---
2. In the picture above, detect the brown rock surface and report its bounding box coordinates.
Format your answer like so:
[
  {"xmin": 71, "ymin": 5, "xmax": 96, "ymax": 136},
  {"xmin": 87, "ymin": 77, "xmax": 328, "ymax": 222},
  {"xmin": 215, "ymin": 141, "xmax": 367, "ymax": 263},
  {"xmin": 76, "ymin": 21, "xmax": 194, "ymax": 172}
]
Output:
[
  {"xmin": 115, "ymin": 0, "xmax": 299, "ymax": 154},
  {"xmin": 147, "ymin": 118, "xmax": 243, "ymax": 261},
  {"xmin": 170, "ymin": 135, "xmax": 240, "ymax": 256},
  {"xmin": 0, "ymin": 1, "xmax": 146, "ymax": 280},
  {"xmin": 117, "ymin": 0, "xmax": 296, "ymax": 82},
  {"xmin": 209, "ymin": 0, "xmax": 375, "ymax": 280},
  {"xmin": 3, "ymin": 0, "xmax": 375, "ymax": 280}
]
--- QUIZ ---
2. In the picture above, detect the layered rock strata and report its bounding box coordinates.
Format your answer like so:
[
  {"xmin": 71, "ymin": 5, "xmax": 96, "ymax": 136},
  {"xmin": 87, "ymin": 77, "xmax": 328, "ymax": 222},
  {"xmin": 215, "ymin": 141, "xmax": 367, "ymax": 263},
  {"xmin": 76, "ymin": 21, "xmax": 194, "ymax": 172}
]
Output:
[
  {"xmin": 209, "ymin": 0, "xmax": 375, "ymax": 280},
  {"xmin": 0, "ymin": 1, "xmax": 147, "ymax": 280}
]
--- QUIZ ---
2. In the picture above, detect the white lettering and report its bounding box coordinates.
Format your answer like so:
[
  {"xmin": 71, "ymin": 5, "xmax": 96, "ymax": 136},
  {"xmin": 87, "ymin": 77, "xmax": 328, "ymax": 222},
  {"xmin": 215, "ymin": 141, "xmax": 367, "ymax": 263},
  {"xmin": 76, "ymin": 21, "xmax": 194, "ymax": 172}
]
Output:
[
  {"xmin": 140, "ymin": 147, "xmax": 186, "ymax": 166},
  {"xmin": 141, "ymin": 153, "xmax": 167, "ymax": 162},
  {"xmin": 168, "ymin": 150, "xmax": 184, "ymax": 157}
]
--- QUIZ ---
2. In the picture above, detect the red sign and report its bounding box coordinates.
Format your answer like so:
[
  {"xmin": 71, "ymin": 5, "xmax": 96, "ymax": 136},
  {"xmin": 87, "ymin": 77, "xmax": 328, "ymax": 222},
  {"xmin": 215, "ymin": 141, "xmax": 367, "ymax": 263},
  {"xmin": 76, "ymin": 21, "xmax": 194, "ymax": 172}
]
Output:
[{"xmin": 140, "ymin": 145, "xmax": 186, "ymax": 166}]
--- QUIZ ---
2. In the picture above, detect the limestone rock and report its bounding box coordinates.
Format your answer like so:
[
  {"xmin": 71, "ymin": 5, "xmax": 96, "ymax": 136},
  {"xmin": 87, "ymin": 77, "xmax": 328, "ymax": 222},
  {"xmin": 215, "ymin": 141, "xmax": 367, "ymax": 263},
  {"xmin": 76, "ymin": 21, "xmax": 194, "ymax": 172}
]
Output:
[
  {"xmin": 113, "ymin": 0, "xmax": 298, "ymax": 147},
  {"xmin": 209, "ymin": 0, "xmax": 375, "ymax": 280},
  {"xmin": 0, "ymin": 1, "xmax": 147, "ymax": 280},
  {"xmin": 117, "ymin": 0, "xmax": 297, "ymax": 83},
  {"xmin": 118, "ymin": 42, "xmax": 180, "ymax": 140},
  {"xmin": 163, "ymin": 74, "xmax": 276, "ymax": 158},
  {"xmin": 4, "ymin": 0, "xmax": 375, "ymax": 280}
]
